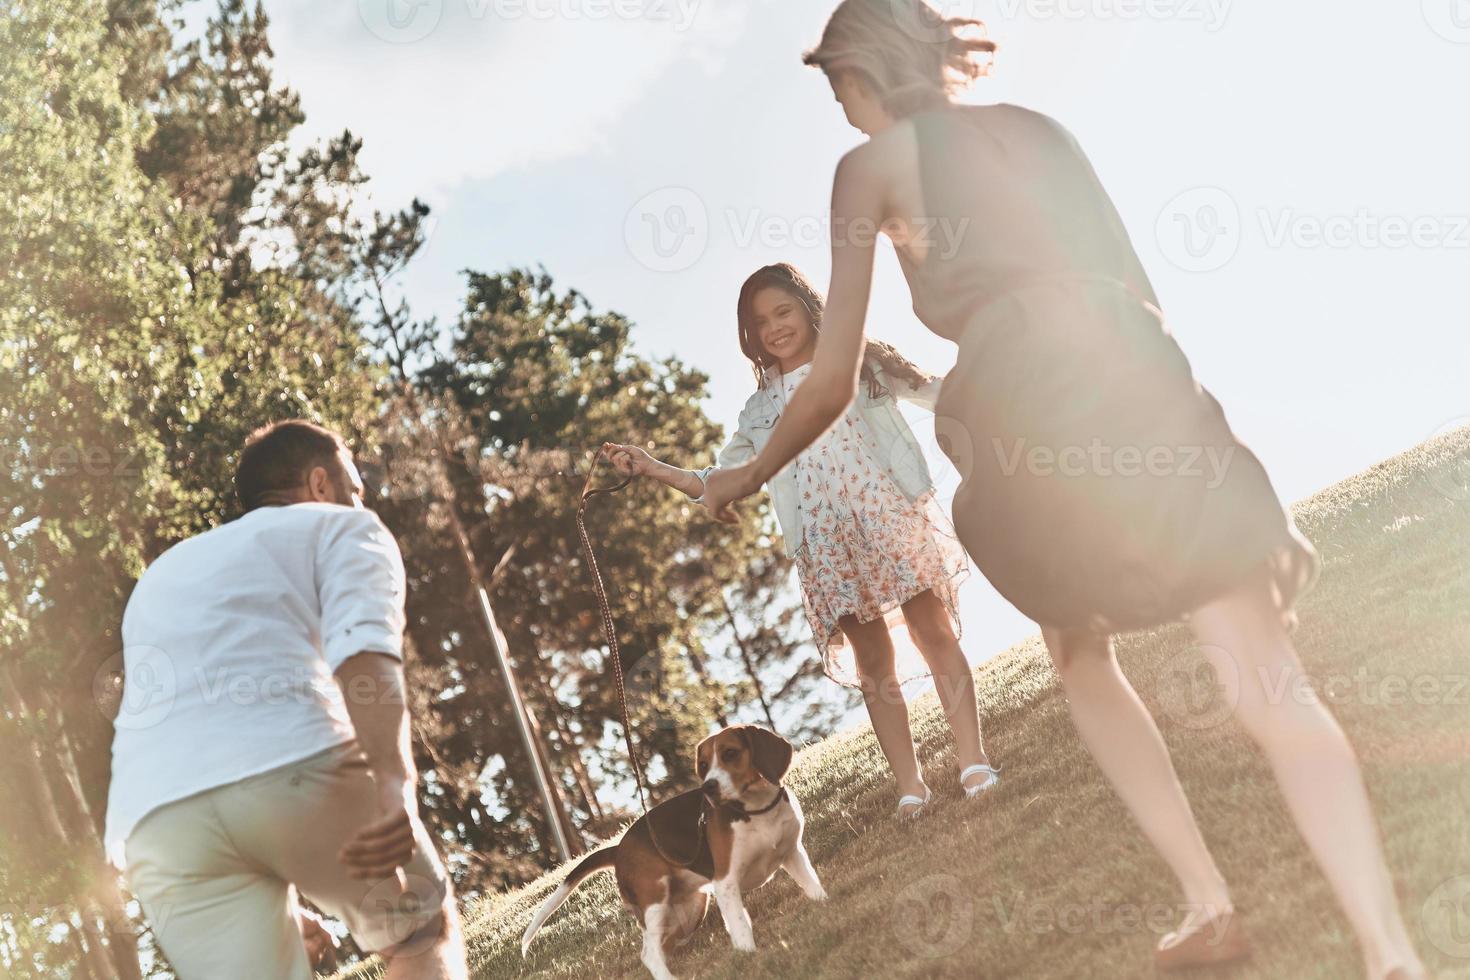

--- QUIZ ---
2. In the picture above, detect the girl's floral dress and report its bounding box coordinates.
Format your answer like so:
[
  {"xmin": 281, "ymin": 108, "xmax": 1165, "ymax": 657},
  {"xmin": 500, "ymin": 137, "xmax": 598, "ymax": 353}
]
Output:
[{"xmin": 780, "ymin": 363, "xmax": 971, "ymax": 688}]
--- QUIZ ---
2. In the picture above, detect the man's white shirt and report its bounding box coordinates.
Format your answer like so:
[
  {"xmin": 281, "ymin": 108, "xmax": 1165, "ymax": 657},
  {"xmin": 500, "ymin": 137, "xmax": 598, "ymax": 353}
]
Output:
[{"xmin": 103, "ymin": 502, "xmax": 407, "ymax": 867}]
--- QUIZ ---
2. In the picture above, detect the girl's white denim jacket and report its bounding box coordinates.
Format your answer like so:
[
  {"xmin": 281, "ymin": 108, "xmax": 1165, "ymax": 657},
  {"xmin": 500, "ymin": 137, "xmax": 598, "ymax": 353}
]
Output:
[{"xmin": 690, "ymin": 362, "xmax": 943, "ymax": 557}]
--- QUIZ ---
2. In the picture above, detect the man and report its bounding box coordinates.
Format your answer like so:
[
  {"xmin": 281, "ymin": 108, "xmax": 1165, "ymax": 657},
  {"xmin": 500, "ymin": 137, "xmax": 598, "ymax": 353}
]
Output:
[{"xmin": 103, "ymin": 419, "xmax": 468, "ymax": 980}]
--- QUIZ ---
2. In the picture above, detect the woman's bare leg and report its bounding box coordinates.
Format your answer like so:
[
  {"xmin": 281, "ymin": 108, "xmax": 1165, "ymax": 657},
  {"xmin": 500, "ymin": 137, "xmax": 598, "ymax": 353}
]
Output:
[
  {"xmin": 843, "ymin": 614, "xmax": 928, "ymax": 806},
  {"xmin": 1041, "ymin": 624, "xmax": 1232, "ymax": 917},
  {"xmin": 1189, "ymin": 569, "xmax": 1423, "ymax": 978},
  {"xmin": 900, "ymin": 590, "xmax": 990, "ymax": 786}
]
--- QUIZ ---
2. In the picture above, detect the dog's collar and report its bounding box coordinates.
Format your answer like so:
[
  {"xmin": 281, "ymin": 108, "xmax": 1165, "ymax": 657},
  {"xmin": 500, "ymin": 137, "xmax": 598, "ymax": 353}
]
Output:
[{"xmin": 704, "ymin": 786, "xmax": 787, "ymax": 824}]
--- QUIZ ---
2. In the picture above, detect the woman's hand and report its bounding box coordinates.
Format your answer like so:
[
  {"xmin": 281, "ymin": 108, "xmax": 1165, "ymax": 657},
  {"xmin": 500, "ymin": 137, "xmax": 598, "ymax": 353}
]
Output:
[
  {"xmin": 701, "ymin": 462, "xmax": 761, "ymax": 524},
  {"xmin": 603, "ymin": 442, "xmax": 653, "ymax": 478}
]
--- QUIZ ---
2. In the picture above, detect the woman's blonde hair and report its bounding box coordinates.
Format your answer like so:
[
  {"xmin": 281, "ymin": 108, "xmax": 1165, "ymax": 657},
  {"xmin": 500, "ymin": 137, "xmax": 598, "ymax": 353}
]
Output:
[{"xmin": 802, "ymin": 0, "xmax": 997, "ymax": 118}]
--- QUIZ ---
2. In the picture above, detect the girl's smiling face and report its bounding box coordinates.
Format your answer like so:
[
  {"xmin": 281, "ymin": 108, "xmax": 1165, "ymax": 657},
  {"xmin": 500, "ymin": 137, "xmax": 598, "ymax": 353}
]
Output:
[{"xmin": 752, "ymin": 286, "xmax": 818, "ymax": 371}]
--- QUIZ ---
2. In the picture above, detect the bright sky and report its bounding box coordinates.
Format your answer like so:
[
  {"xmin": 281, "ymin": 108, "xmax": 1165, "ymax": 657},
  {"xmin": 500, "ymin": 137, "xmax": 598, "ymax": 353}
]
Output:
[{"xmin": 254, "ymin": 0, "xmax": 1469, "ymax": 702}]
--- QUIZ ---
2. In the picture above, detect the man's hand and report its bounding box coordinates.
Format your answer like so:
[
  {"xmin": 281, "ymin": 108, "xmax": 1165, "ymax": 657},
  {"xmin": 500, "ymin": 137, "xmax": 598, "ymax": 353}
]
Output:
[
  {"xmin": 295, "ymin": 902, "xmax": 340, "ymax": 972},
  {"xmin": 338, "ymin": 776, "xmax": 419, "ymax": 882},
  {"xmin": 333, "ymin": 652, "xmax": 417, "ymax": 882},
  {"xmin": 701, "ymin": 463, "xmax": 761, "ymax": 524}
]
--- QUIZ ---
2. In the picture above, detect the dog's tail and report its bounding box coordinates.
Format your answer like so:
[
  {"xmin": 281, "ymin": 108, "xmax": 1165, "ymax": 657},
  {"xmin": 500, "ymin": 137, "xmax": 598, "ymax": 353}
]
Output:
[{"xmin": 520, "ymin": 843, "xmax": 618, "ymax": 956}]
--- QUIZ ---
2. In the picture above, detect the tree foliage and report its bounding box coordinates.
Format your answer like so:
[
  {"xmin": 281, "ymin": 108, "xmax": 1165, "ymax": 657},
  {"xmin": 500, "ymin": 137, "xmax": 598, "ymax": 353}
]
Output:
[{"xmin": 0, "ymin": 1, "xmax": 846, "ymax": 975}]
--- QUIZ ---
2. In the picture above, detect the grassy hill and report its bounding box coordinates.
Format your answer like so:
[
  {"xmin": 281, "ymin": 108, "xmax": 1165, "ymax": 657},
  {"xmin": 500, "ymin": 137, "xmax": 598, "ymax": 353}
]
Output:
[{"xmin": 345, "ymin": 427, "xmax": 1470, "ymax": 979}]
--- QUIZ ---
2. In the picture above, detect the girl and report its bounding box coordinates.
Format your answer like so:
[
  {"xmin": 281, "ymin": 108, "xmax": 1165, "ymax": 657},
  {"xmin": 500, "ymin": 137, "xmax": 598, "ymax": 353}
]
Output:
[
  {"xmin": 605, "ymin": 261, "xmax": 1000, "ymax": 820},
  {"xmin": 699, "ymin": 2, "xmax": 1425, "ymax": 977}
]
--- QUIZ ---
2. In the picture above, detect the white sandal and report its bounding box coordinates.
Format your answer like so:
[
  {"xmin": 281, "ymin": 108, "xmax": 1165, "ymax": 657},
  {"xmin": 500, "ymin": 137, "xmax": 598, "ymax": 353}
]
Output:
[
  {"xmin": 896, "ymin": 784, "xmax": 932, "ymax": 820},
  {"xmin": 959, "ymin": 763, "xmax": 1002, "ymax": 799}
]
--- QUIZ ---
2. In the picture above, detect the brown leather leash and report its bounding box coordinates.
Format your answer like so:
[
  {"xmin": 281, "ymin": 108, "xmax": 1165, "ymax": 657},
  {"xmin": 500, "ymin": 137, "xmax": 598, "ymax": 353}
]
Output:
[
  {"xmin": 574, "ymin": 446, "xmax": 647, "ymax": 815},
  {"xmin": 574, "ymin": 446, "xmax": 788, "ymax": 870},
  {"xmin": 576, "ymin": 447, "xmax": 708, "ymax": 869}
]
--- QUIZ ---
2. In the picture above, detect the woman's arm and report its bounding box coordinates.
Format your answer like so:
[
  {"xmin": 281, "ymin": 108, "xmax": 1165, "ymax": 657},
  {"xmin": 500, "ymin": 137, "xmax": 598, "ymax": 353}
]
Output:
[{"xmin": 702, "ymin": 147, "xmax": 885, "ymax": 521}]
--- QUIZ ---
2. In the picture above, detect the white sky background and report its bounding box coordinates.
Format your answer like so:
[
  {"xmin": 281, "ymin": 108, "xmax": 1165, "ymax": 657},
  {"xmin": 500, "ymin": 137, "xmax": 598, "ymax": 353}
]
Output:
[{"xmin": 253, "ymin": 0, "xmax": 1469, "ymax": 717}]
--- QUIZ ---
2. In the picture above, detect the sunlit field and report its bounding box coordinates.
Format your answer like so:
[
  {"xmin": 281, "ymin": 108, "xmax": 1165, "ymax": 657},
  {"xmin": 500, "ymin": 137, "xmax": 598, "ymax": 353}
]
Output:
[{"xmin": 341, "ymin": 429, "xmax": 1470, "ymax": 979}]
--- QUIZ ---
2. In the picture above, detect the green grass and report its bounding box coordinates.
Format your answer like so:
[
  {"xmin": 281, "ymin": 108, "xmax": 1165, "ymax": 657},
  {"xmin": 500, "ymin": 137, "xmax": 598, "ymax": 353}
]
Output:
[{"xmin": 344, "ymin": 428, "xmax": 1470, "ymax": 979}]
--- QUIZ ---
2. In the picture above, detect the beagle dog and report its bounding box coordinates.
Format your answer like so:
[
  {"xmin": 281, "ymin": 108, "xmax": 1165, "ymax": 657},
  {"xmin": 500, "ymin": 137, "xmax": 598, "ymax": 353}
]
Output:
[{"xmin": 521, "ymin": 725, "xmax": 826, "ymax": 980}]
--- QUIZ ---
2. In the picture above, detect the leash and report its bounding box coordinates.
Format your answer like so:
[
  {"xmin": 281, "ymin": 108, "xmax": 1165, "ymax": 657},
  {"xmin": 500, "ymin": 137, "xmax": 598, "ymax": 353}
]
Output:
[
  {"xmin": 574, "ymin": 446, "xmax": 646, "ymax": 814},
  {"xmin": 574, "ymin": 446, "xmax": 787, "ymax": 870}
]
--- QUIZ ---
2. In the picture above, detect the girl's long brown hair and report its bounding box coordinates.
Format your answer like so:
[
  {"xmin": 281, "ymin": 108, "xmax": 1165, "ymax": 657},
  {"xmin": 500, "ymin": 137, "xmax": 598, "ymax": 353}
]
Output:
[{"xmin": 736, "ymin": 262, "xmax": 933, "ymax": 399}]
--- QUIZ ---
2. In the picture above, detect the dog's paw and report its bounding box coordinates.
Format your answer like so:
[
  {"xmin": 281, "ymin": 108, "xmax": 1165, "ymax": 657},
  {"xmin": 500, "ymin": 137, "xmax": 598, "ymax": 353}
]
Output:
[
  {"xmin": 731, "ymin": 937, "xmax": 757, "ymax": 954},
  {"xmin": 806, "ymin": 887, "xmax": 830, "ymax": 902}
]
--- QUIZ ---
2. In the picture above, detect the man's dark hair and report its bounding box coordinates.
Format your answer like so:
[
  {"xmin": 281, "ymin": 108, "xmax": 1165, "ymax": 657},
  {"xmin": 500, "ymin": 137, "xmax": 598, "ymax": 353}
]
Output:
[{"xmin": 236, "ymin": 420, "xmax": 347, "ymax": 511}]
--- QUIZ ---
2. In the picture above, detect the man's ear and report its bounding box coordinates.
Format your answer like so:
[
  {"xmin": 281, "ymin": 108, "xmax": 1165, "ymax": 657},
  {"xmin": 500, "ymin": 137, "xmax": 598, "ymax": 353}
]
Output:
[
  {"xmin": 306, "ymin": 464, "xmax": 333, "ymax": 503},
  {"xmin": 743, "ymin": 726, "xmax": 793, "ymax": 785}
]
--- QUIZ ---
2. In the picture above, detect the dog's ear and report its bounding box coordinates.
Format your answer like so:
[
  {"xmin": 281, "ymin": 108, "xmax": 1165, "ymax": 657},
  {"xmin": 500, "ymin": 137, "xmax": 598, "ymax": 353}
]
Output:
[
  {"xmin": 743, "ymin": 726, "xmax": 793, "ymax": 785},
  {"xmin": 694, "ymin": 732, "xmax": 716, "ymax": 780}
]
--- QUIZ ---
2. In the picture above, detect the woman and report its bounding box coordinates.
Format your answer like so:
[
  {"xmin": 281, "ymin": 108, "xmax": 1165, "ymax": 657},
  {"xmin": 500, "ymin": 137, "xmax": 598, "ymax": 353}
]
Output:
[
  {"xmin": 700, "ymin": 1, "xmax": 1425, "ymax": 976},
  {"xmin": 606, "ymin": 262, "xmax": 999, "ymax": 819}
]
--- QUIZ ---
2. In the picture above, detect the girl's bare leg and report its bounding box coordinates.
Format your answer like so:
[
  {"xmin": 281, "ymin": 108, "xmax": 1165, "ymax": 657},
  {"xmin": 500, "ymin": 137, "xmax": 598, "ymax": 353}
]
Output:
[
  {"xmin": 1189, "ymin": 568, "xmax": 1423, "ymax": 978},
  {"xmin": 843, "ymin": 614, "xmax": 928, "ymax": 804},
  {"xmin": 1041, "ymin": 624, "xmax": 1232, "ymax": 917},
  {"xmin": 900, "ymin": 590, "xmax": 990, "ymax": 786}
]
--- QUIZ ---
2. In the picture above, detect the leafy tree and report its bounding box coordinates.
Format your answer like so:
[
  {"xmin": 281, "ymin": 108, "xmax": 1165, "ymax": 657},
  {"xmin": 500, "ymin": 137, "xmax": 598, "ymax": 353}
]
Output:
[
  {"xmin": 366, "ymin": 264, "xmax": 821, "ymax": 882},
  {"xmin": 1, "ymin": 2, "xmax": 204, "ymax": 974},
  {"xmin": 1, "ymin": 1, "xmax": 377, "ymax": 975},
  {"xmin": 1, "ymin": 2, "xmax": 844, "ymax": 976}
]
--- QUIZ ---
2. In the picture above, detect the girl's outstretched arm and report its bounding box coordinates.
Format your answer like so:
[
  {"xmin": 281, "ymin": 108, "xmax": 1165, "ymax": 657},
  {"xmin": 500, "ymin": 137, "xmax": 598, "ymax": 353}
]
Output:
[
  {"xmin": 603, "ymin": 443, "xmax": 706, "ymax": 498},
  {"xmin": 703, "ymin": 146, "xmax": 883, "ymax": 522}
]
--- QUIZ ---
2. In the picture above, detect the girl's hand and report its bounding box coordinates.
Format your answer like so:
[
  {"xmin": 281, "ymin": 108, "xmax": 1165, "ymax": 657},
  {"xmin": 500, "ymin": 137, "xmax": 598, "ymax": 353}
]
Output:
[
  {"xmin": 701, "ymin": 463, "xmax": 761, "ymax": 524},
  {"xmin": 602, "ymin": 442, "xmax": 653, "ymax": 478}
]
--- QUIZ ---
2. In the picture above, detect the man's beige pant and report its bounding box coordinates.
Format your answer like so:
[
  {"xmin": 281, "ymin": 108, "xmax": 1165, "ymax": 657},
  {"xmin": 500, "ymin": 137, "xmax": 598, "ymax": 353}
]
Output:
[{"xmin": 124, "ymin": 740, "xmax": 450, "ymax": 980}]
